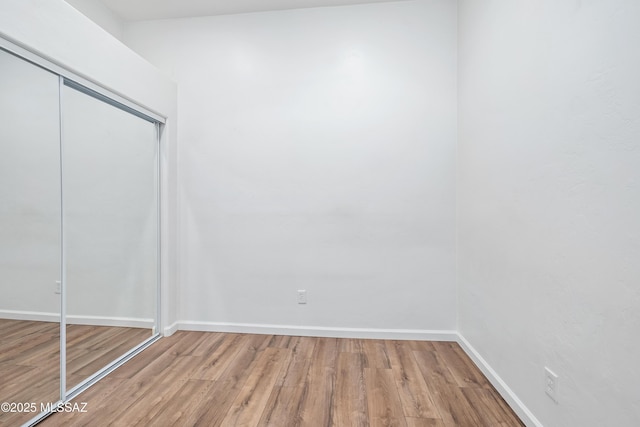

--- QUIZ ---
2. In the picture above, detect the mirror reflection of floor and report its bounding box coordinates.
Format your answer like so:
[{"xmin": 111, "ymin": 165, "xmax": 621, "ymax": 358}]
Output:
[
  {"xmin": 0, "ymin": 319, "xmax": 60, "ymax": 426},
  {"xmin": 66, "ymin": 324, "xmax": 150, "ymax": 389},
  {"xmin": 0, "ymin": 318, "xmax": 149, "ymax": 426}
]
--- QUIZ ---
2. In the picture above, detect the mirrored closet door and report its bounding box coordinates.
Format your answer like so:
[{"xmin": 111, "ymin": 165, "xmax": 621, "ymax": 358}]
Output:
[
  {"xmin": 62, "ymin": 82, "xmax": 159, "ymax": 391},
  {"xmin": 0, "ymin": 46, "xmax": 62, "ymax": 427},
  {"xmin": 0, "ymin": 42, "xmax": 162, "ymax": 426}
]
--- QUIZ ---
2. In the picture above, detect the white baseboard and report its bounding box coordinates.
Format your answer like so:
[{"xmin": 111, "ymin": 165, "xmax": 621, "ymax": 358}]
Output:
[
  {"xmin": 0, "ymin": 309, "xmax": 153, "ymax": 329},
  {"xmin": 177, "ymin": 320, "xmax": 458, "ymax": 341},
  {"xmin": 163, "ymin": 321, "xmax": 179, "ymax": 336},
  {"xmin": 0, "ymin": 309, "xmax": 59, "ymax": 323},
  {"xmin": 66, "ymin": 314, "xmax": 154, "ymax": 329},
  {"xmin": 456, "ymin": 333, "xmax": 543, "ymax": 427}
]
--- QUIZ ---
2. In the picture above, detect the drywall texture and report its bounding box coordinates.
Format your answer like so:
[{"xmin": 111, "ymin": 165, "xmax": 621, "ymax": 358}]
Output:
[
  {"xmin": 125, "ymin": 0, "xmax": 458, "ymax": 331},
  {"xmin": 458, "ymin": 1, "xmax": 640, "ymax": 426},
  {"xmin": 64, "ymin": 0, "xmax": 126, "ymax": 41},
  {"xmin": 0, "ymin": 0, "xmax": 178, "ymax": 331}
]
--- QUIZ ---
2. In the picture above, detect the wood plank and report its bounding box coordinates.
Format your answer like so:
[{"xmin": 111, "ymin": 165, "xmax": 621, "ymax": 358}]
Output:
[
  {"xmin": 144, "ymin": 379, "xmax": 214, "ymax": 426},
  {"xmin": 108, "ymin": 331, "xmax": 187, "ymax": 379},
  {"xmin": 431, "ymin": 342, "xmax": 490, "ymax": 389},
  {"xmin": 37, "ymin": 377, "xmax": 125, "ymax": 426},
  {"xmin": 412, "ymin": 349, "xmax": 472, "ymax": 426},
  {"xmin": 188, "ymin": 332, "xmax": 225, "ymax": 357},
  {"xmin": 386, "ymin": 341, "xmax": 439, "ymax": 419},
  {"xmin": 460, "ymin": 387, "xmax": 524, "ymax": 427},
  {"xmin": 339, "ymin": 337, "xmax": 365, "ymax": 353},
  {"xmin": 221, "ymin": 347, "xmax": 289, "ymax": 426},
  {"xmin": 113, "ymin": 355, "xmax": 205, "ymax": 426},
  {"xmin": 295, "ymin": 334, "xmax": 340, "ymax": 425},
  {"xmin": 84, "ymin": 353, "xmax": 200, "ymax": 424},
  {"xmin": 405, "ymin": 418, "xmax": 446, "ymax": 427},
  {"xmin": 267, "ymin": 335, "xmax": 293, "ymax": 348},
  {"xmin": 412, "ymin": 350, "xmax": 457, "ymax": 387},
  {"xmin": 333, "ymin": 351, "xmax": 369, "ymax": 427},
  {"xmin": 0, "ymin": 327, "xmax": 58, "ymax": 364},
  {"xmin": 261, "ymin": 337, "xmax": 330, "ymax": 425},
  {"xmin": 408, "ymin": 340, "xmax": 436, "ymax": 352},
  {"xmin": 310, "ymin": 337, "xmax": 339, "ymax": 370},
  {"xmin": 189, "ymin": 334, "xmax": 272, "ymax": 426},
  {"xmin": 258, "ymin": 385, "xmax": 307, "ymax": 426},
  {"xmin": 70, "ymin": 329, "xmax": 150, "ymax": 379},
  {"xmin": 191, "ymin": 333, "xmax": 248, "ymax": 381},
  {"xmin": 277, "ymin": 336, "xmax": 315, "ymax": 387},
  {"xmin": 0, "ymin": 320, "xmax": 55, "ymax": 346},
  {"xmin": 362, "ymin": 339, "xmax": 391, "ymax": 369},
  {"xmin": 430, "ymin": 385, "xmax": 485, "ymax": 427},
  {"xmin": 364, "ymin": 367, "xmax": 407, "ymax": 427},
  {"xmin": 298, "ymin": 359, "xmax": 337, "ymax": 427}
]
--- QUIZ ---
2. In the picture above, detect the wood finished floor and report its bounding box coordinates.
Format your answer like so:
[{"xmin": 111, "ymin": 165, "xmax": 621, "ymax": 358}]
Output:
[
  {"xmin": 40, "ymin": 331, "xmax": 524, "ymax": 427},
  {"xmin": 0, "ymin": 319, "xmax": 150, "ymax": 427}
]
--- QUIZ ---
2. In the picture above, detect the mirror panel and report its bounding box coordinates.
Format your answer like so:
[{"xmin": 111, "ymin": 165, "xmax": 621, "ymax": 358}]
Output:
[
  {"xmin": 62, "ymin": 84, "xmax": 158, "ymax": 390},
  {"xmin": 0, "ymin": 48, "xmax": 62, "ymax": 425}
]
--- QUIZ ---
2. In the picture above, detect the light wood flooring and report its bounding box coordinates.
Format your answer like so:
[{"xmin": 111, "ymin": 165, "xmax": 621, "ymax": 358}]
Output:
[
  {"xmin": 40, "ymin": 331, "xmax": 524, "ymax": 427},
  {"xmin": 0, "ymin": 319, "xmax": 150, "ymax": 427}
]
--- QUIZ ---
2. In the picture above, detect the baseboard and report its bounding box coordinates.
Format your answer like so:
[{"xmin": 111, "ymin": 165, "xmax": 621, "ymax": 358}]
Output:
[
  {"xmin": 0, "ymin": 309, "xmax": 153, "ymax": 329},
  {"xmin": 177, "ymin": 320, "xmax": 458, "ymax": 341},
  {"xmin": 456, "ymin": 333, "xmax": 543, "ymax": 427},
  {"xmin": 163, "ymin": 321, "xmax": 179, "ymax": 337},
  {"xmin": 0, "ymin": 309, "xmax": 60, "ymax": 323},
  {"xmin": 66, "ymin": 315, "xmax": 154, "ymax": 329}
]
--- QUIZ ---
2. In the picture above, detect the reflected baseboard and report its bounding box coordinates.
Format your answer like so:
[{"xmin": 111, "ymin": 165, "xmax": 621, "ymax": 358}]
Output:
[
  {"xmin": 66, "ymin": 315, "xmax": 154, "ymax": 329},
  {"xmin": 0, "ymin": 309, "xmax": 59, "ymax": 323},
  {"xmin": 0, "ymin": 309, "xmax": 153, "ymax": 329}
]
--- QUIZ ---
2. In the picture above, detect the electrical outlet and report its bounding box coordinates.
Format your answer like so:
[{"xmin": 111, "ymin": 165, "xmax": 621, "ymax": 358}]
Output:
[
  {"xmin": 297, "ymin": 290, "xmax": 307, "ymax": 304},
  {"xmin": 55, "ymin": 280, "xmax": 61, "ymax": 295},
  {"xmin": 545, "ymin": 367, "xmax": 559, "ymax": 403}
]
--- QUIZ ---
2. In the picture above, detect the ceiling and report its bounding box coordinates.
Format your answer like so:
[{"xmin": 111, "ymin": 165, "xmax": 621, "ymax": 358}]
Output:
[{"xmin": 100, "ymin": 0, "xmax": 410, "ymax": 21}]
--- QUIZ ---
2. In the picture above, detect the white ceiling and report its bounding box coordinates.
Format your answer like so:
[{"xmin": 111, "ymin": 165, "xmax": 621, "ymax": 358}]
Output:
[{"xmin": 100, "ymin": 0, "xmax": 410, "ymax": 21}]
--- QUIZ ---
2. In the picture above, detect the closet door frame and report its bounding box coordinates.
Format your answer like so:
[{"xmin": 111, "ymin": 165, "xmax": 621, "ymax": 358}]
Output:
[
  {"xmin": 0, "ymin": 39, "xmax": 164, "ymax": 123},
  {"xmin": 0, "ymin": 37, "xmax": 165, "ymax": 426}
]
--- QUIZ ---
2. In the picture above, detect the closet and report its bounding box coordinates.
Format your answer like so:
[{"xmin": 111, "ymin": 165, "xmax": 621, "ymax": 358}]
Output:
[{"xmin": 0, "ymin": 44, "xmax": 162, "ymax": 426}]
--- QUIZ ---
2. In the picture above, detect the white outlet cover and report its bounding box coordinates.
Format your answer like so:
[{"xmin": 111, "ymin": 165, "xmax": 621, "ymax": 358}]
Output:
[
  {"xmin": 545, "ymin": 367, "xmax": 559, "ymax": 403},
  {"xmin": 297, "ymin": 290, "xmax": 307, "ymax": 304}
]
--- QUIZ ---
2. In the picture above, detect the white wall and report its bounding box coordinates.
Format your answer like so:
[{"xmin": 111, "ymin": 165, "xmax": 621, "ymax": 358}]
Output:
[
  {"xmin": 0, "ymin": 0, "xmax": 178, "ymax": 332},
  {"xmin": 125, "ymin": 0, "xmax": 458, "ymax": 334},
  {"xmin": 458, "ymin": 1, "xmax": 640, "ymax": 426},
  {"xmin": 64, "ymin": 0, "xmax": 126, "ymax": 41}
]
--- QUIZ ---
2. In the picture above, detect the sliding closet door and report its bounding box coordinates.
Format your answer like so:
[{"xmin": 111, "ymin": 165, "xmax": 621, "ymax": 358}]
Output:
[
  {"xmin": 62, "ymin": 83, "xmax": 158, "ymax": 390},
  {"xmin": 0, "ymin": 49, "xmax": 61, "ymax": 425}
]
